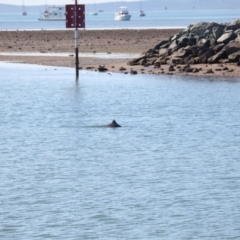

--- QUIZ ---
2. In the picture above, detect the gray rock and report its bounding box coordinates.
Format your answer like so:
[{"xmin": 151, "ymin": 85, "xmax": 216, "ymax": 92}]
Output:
[
  {"xmin": 171, "ymin": 34, "xmax": 181, "ymax": 41},
  {"xmin": 205, "ymin": 69, "xmax": 214, "ymax": 74},
  {"xmin": 204, "ymin": 29, "xmax": 212, "ymax": 37},
  {"xmin": 217, "ymin": 31, "xmax": 237, "ymax": 44},
  {"xmin": 189, "ymin": 22, "xmax": 223, "ymax": 36},
  {"xmin": 159, "ymin": 48, "xmax": 168, "ymax": 57},
  {"xmin": 138, "ymin": 58, "xmax": 147, "ymax": 65},
  {"xmin": 177, "ymin": 35, "xmax": 190, "ymax": 44},
  {"xmin": 168, "ymin": 40, "xmax": 178, "ymax": 54},
  {"xmin": 182, "ymin": 55, "xmax": 195, "ymax": 64},
  {"xmin": 212, "ymin": 27, "xmax": 224, "ymax": 39},
  {"xmin": 168, "ymin": 65, "xmax": 175, "ymax": 71},
  {"xmin": 199, "ymin": 50, "xmax": 214, "ymax": 63},
  {"xmin": 154, "ymin": 40, "xmax": 169, "ymax": 50},
  {"xmin": 235, "ymin": 36, "xmax": 240, "ymax": 42},
  {"xmin": 212, "ymin": 43, "xmax": 225, "ymax": 53},
  {"xmin": 228, "ymin": 51, "xmax": 240, "ymax": 62},
  {"xmin": 119, "ymin": 67, "xmax": 126, "ymax": 71},
  {"xmin": 130, "ymin": 70, "xmax": 137, "ymax": 75},
  {"xmin": 218, "ymin": 59, "xmax": 230, "ymax": 64},
  {"xmin": 198, "ymin": 48, "xmax": 209, "ymax": 57},
  {"xmin": 224, "ymin": 41, "xmax": 240, "ymax": 56},
  {"xmin": 147, "ymin": 57, "xmax": 158, "ymax": 65},
  {"xmin": 154, "ymin": 60, "xmax": 161, "ymax": 67},
  {"xmin": 188, "ymin": 45, "xmax": 200, "ymax": 57},
  {"xmin": 169, "ymin": 58, "xmax": 182, "ymax": 65},
  {"xmin": 98, "ymin": 65, "xmax": 108, "ymax": 72},
  {"xmin": 185, "ymin": 67, "xmax": 193, "ymax": 73},
  {"xmin": 197, "ymin": 38, "xmax": 211, "ymax": 48},
  {"xmin": 177, "ymin": 41, "xmax": 188, "ymax": 49},
  {"xmin": 208, "ymin": 49, "xmax": 227, "ymax": 63},
  {"xmin": 172, "ymin": 48, "xmax": 190, "ymax": 58},
  {"xmin": 127, "ymin": 56, "xmax": 145, "ymax": 66},
  {"xmin": 192, "ymin": 68, "xmax": 199, "ymax": 73},
  {"xmin": 225, "ymin": 18, "xmax": 240, "ymax": 31},
  {"xmin": 234, "ymin": 28, "xmax": 240, "ymax": 36},
  {"xmin": 159, "ymin": 42, "xmax": 170, "ymax": 49}
]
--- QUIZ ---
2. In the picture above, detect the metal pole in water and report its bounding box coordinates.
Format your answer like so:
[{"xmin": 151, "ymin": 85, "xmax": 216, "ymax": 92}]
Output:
[
  {"xmin": 75, "ymin": 29, "xmax": 79, "ymax": 79},
  {"xmin": 75, "ymin": 0, "xmax": 79, "ymax": 79},
  {"xmin": 66, "ymin": 0, "xmax": 84, "ymax": 80}
]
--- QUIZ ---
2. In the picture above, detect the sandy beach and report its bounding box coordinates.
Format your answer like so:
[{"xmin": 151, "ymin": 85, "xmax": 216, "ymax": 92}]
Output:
[{"xmin": 0, "ymin": 29, "xmax": 240, "ymax": 77}]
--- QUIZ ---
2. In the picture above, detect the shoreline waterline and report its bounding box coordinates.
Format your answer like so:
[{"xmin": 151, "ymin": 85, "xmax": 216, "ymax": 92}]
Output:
[
  {"xmin": 0, "ymin": 52, "xmax": 139, "ymax": 59},
  {"xmin": 0, "ymin": 28, "xmax": 240, "ymax": 78}
]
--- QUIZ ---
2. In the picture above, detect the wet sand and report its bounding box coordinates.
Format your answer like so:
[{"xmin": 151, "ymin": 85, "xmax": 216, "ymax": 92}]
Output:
[{"xmin": 0, "ymin": 29, "xmax": 240, "ymax": 77}]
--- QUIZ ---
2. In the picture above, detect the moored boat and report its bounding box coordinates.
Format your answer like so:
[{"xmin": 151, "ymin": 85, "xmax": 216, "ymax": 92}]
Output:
[
  {"xmin": 38, "ymin": 6, "xmax": 65, "ymax": 21},
  {"xmin": 22, "ymin": 0, "xmax": 27, "ymax": 15},
  {"xmin": 139, "ymin": 0, "xmax": 145, "ymax": 17},
  {"xmin": 90, "ymin": 0, "xmax": 98, "ymax": 15},
  {"xmin": 90, "ymin": 11, "xmax": 98, "ymax": 15},
  {"xmin": 115, "ymin": 7, "xmax": 131, "ymax": 21},
  {"xmin": 139, "ymin": 10, "xmax": 146, "ymax": 17}
]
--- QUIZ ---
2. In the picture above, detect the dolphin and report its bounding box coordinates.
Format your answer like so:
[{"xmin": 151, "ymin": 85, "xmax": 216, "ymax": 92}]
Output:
[{"xmin": 106, "ymin": 120, "xmax": 121, "ymax": 128}]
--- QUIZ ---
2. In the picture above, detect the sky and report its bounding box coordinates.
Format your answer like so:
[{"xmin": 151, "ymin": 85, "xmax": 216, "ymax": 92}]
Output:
[{"xmin": 0, "ymin": 0, "xmax": 140, "ymax": 5}]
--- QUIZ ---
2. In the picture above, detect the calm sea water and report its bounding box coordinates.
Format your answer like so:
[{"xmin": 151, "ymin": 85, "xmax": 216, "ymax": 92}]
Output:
[
  {"xmin": 1, "ymin": 9, "xmax": 240, "ymax": 30},
  {"xmin": 0, "ymin": 62, "xmax": 240, "ymax": 239}
]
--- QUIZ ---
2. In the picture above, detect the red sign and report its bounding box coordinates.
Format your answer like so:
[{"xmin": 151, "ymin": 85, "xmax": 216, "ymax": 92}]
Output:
[{"xmin": 66, "ymin": 4, "xmax": 85, "ymax": 28}]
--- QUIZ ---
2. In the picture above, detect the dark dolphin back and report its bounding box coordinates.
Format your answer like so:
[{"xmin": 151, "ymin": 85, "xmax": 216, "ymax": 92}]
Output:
[{"xmin": 106, "ymin": 120, "xmax": 121, "ymax": 127}]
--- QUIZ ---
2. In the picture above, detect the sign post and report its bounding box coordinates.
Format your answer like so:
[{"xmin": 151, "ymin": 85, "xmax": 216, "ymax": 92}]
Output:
[{"xmin": 66, "ymin": 1, "xmax": 85, "ymax": 79}]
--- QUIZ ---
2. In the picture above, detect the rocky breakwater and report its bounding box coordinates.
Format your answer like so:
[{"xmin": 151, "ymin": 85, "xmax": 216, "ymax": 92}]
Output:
[{"xmin": 128, "ymin": 19, "xmax": 240, "ymax": 74}]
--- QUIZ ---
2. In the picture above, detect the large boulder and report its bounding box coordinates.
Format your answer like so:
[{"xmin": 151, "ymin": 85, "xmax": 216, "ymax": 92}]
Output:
[
  {"xmin": 154, "ymin": 40, "xmax": 169, "ymax": 50},
  {"xmin": 212, "ymin": 27, "xmax": 224, "ymax": 39},
  {"xmin": 197, "ymin": 38, "xmax": 211, "ymax": 48},
  {"xmin": 199, "ymin": 50, "xmax": 214, "ymax": 63},
  {"xmin": 171, "ymin": 48, "xmax": 190, "ymax": 58},
  {"xmin": 159, "ymin": 48, "xmax": 168, "ymax": 57},
  {"xmin": 225, "ymin": 18, "xmax": 240, "ymax": 31},
  {"xmin": 234, "ymin": 29, "xmax": 240, "ymax": 36},
  {"xmin": 177, "ymin": 35, "xmax": 190, "ymax": 44},
  {"xmin": 198, "ymin": 48, "xmax": 209, "ymax": 57},
  {"xmin": 212, "ymin": 43, "xmax": 225, "ymax": 53},
  {"xmin": 127, "ymin": 55, "xmax": 145, "ymax": 66},
  {"xmin": 181, "ymin": 55, "xmax": 195, "ymax": 64},
  {"xmin": 235, "ymin": 36, "xmax": 240, "ymax": 42},
  {"xmin": 208, "ymin": 49, "xmax": 227, "ymax": 63},
  {"xmin": 189, "ymin": 22, "xmax": 224, "ymax": 36},
  {"xmin": 167, "ymin": 40, "xmax": 179, "ymax": 54},
  {"xmin": 223, "ymin": 41, "xmax": 240, "ymax": 56},
  {"xmin": 217, "ymin": 31, "xmax": 237, "ymax": 44},
  {"xmin": 188, "ymin": 45, "xmax": 200, "ymax": 57},
  {"xmin": 228, "ymin": 51, "xmax": 240, "ymax": 62}
]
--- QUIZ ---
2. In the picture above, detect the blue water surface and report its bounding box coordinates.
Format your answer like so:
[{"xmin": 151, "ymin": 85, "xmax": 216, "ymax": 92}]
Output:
[
  {"xmin": 1, "ymin": 9, "xmax": 240, "ymax": 30},
  {"xmin": 0, "ymin": 62, "xmax": 240, "ymax": 239}
]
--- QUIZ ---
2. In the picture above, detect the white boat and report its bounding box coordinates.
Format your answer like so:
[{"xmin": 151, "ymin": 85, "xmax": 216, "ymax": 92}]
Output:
[
  {"xmin": 90, "ymin": 0, "xmax": 98, "ymax": 15},
  {"xmin": 22, "ymin": 0, "xmax": 27, "ymax": 15},
  {"xmin": 38, "ymin": 6, "xmax": 65, "ymax": 21},
  {"xmin": 115, "ymin": 7, "xmax": 131, "ymax": 21},
  {"xmin": 90, "ymin": 11, "xmax": 98, "ymax": 15}
]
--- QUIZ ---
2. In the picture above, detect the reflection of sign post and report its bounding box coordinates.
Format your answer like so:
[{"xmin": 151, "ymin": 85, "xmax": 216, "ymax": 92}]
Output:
[{"xmin": 66, "ymin": 2, "xmax": 85, "ymax": 79}]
